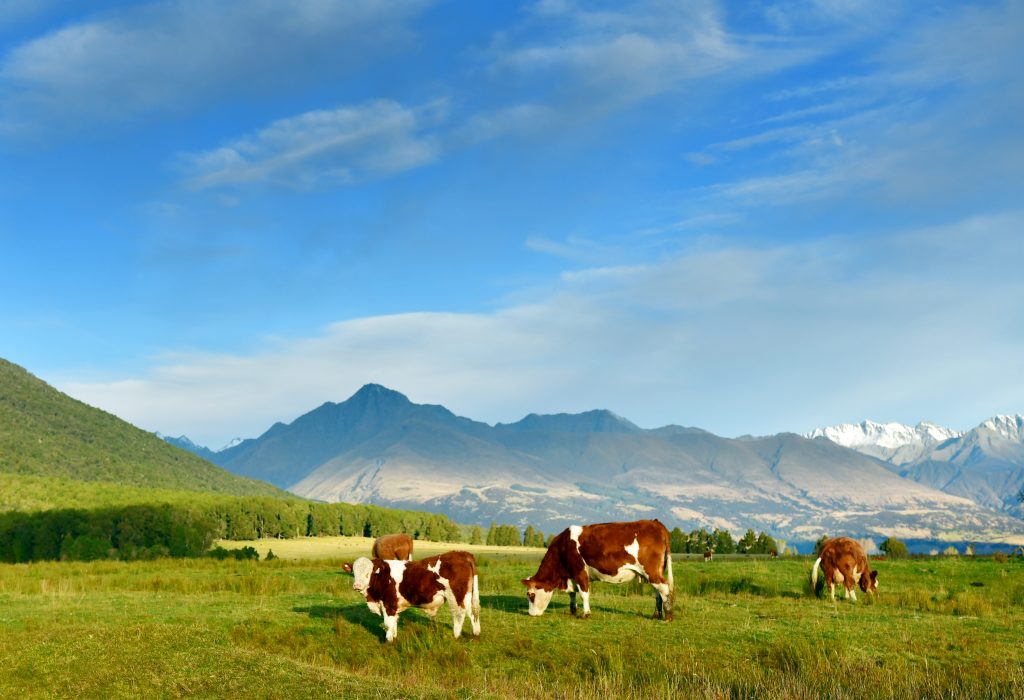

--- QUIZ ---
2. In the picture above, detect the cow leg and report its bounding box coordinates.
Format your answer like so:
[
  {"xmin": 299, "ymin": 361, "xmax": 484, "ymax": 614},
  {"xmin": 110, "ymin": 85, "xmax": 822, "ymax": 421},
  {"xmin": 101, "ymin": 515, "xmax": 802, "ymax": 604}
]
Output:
[
  {"xmin": 450, "ymin": 603, "xmax": 467, "ymax": 639},
  {"xmin": 652, "ymin": 582, "xmax": 672, "ymax": 620},
  {"xmin": 567, "ymin": 579, "xmax": 578, "ymax": 616},
  {"xmin": 574, "ymin": 572, "xmax": 591, "ymax": 618},
  {"xmin": 383, "ymin": 614, "xmax": 400, "ymax": 643}
]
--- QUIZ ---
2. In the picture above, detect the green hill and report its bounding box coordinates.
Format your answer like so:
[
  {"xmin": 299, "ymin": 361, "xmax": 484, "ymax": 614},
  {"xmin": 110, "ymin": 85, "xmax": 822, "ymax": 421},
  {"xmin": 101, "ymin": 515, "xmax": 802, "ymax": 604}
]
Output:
[{"xmin": 0, "ymin": 358, "xmax": 283, "ymax": 500}]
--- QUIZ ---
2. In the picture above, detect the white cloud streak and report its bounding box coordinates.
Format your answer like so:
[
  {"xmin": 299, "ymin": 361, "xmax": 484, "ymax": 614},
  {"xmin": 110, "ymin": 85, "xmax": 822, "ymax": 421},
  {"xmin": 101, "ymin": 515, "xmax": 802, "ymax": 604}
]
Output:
[
  {"xmin": 61, "ymin": 211, "xmax": 1024, "ymax": 448},
  {"xmin": 0, "ymin": 0, "xmax": 430, "ymax": 129},
  {"xmin": 183, "ymin": 100, "xmax": 442, "ymax": 189}
]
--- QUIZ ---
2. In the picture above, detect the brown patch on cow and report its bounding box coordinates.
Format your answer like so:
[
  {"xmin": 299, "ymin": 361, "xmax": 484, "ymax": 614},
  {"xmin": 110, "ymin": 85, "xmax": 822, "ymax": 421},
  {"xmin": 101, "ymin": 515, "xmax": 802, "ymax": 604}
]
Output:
[
  {"xmin": 372, "ymin": 533, "xmax": 414, "ymax": 560},
  {"xmin": 341, "ymin": 562, "xmax": 353, "ymax": 573},
  {"xmin": 366, "ymin": 559, "xmax": 401, "ymax": 616}
]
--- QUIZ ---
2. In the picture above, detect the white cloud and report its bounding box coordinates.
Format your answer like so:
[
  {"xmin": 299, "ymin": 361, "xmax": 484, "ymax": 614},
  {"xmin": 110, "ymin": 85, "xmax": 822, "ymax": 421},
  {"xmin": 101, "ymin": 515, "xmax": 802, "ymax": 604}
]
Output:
[
  {"xmin": 182, "ymin": 100, "xmax": 441, "ymax": 189},
  {"xmin": 60, "ymin": 211, "xmax": 1024, "ymax": 448},
  {"xmin": 0, "ymin": 0, "xmax": 431, "ymax": 129}
]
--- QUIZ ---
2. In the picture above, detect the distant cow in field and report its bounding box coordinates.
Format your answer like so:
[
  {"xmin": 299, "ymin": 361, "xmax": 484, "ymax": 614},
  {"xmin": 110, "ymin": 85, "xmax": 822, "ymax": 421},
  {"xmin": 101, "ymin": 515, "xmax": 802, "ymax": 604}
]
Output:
[
  {"xmin": 521, "ymin": 519, "xmax": 674, "ymax": 620},
  {"xmin": 373, "ymin": 533, "xmax": 414, "ymax": 560},
  {"xmin": 351, "ymin": 551, "xmax": 481, "ymax": 642},
  {"xmin": 342, "ymin": 533, "xmax": 414, "ymax": 573},
  {"xmin": 703, "ymin": 550, "xmax": 713, "ymax": 562},
  {"xmin": 811, "ymin": 537, "xmax": 878, "ymax": 602}
]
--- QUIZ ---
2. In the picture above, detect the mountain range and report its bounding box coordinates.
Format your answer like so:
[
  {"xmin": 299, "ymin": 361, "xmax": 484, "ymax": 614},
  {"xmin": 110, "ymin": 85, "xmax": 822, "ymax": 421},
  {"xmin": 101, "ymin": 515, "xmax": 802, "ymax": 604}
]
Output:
[
  {"xmin": 167, "ymin": 384, "xmax": 1024, "ymax": 544},
  {"xmin": 806, "ymin": 416, "xmax": 1024, "ymax": 519}
]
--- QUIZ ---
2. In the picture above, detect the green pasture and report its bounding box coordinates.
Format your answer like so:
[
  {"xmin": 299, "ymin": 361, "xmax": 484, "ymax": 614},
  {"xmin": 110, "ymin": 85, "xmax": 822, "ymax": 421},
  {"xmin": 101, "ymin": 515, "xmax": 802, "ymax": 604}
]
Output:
[{"xmin": 1, "ymin": 540, "xmax": 1022, "ymax": 699}]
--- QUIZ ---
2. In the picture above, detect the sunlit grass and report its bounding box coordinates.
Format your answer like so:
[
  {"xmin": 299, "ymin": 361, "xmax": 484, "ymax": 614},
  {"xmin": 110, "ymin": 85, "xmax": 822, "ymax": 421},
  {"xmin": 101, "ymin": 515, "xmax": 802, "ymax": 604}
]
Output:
[{"xmin": 1, "ymin": 548, "xmax": 1023, "ymax": 698}]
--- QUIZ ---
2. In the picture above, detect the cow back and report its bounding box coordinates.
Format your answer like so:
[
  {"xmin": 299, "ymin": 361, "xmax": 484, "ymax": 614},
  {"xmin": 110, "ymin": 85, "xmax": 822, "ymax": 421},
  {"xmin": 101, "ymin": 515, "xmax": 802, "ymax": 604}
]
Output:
[{"xmin": 373, "ymin": 533, "xmax": 414, "ymax": 560}]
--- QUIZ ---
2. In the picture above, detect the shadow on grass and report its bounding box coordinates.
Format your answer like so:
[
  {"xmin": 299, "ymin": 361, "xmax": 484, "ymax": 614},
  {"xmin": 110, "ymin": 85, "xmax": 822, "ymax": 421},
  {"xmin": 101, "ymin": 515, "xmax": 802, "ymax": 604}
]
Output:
[
  {"xmin": 295, "ymin": 603, "xmax": 445, "ymax": 642},
  {"xmin": 480, "ymin": 594, "xmax": 527, "ymax": 613}
]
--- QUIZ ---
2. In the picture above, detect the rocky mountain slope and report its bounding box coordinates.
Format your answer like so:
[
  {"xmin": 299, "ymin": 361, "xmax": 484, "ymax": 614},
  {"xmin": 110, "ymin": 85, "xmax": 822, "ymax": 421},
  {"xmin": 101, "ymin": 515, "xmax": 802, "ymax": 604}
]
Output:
[
  {"xmin": 809, "ymin": 415, "xmax": 1024, "ymax": 518},
  {"xmin": 171, "ymin": 384, "xmax": 1024, "ymax": 543}
]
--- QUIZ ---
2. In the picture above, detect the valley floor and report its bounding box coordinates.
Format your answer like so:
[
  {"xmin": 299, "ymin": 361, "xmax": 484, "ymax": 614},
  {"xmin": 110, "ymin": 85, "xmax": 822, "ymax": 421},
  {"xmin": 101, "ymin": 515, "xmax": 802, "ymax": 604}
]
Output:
[{"xmin": 1, "ymin": 541, "xmax": 1023, "ymax": 699}]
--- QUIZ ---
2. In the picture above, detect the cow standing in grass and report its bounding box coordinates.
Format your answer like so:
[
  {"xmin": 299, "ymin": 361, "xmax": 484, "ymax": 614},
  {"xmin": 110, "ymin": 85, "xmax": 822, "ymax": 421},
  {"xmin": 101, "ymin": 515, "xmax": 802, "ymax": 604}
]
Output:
[
  {"xmin": 521, "ymin": 519, "xmax": 674, "ymax": 620},
  {"xmin": 351, "ymin": 551, "xmax": 481, "ymax": 642},
  {"xmin": 372, "ymin": 533, "xmax": 413, "ymax": 561},
  {"xmin": 811, "ymin": 537, "xmax": 878, "ymax": 602}
]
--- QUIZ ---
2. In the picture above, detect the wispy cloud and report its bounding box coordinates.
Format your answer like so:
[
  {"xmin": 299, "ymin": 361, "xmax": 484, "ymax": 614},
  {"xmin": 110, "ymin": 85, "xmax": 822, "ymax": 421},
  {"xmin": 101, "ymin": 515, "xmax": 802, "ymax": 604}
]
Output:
[
  {"xmin": 0, "ymin": 0, "xmax": 431, "ymax": 130},
  {"xmin": 182, "ymin": 100, "xmax": 443, "ymax": 190},
  {"xmin": 61, "ymin": 211, "xmax": 1024, "ymax": 447}
]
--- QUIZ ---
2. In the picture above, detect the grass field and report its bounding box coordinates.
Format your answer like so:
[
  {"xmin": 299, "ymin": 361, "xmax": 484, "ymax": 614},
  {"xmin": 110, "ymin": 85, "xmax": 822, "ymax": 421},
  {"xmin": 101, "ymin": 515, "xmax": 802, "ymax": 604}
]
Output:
[{"xmin": 2, "ymin": 538, "xmax": 1023, "ymax": 699}]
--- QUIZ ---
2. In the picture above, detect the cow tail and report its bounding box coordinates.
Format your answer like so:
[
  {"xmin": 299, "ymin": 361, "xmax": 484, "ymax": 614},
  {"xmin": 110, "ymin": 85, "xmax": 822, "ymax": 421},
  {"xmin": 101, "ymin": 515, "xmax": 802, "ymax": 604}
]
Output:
[
  {"xmin": 472, "ymin": 572, "xmax": 481, "ymax": 619},
  {"xmin": 665, "ymin": 549, "xmax": 674, "ymax": 591},
  {"xmin": 811, "ymin": 557, "xmax": 823, "ymax": 597}
]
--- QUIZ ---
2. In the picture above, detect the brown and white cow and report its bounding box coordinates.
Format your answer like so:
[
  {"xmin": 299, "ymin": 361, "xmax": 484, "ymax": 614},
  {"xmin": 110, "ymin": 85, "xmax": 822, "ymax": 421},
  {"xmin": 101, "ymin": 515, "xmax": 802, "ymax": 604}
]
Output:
[
  {"xmin": 811, "ymin": 537, "xmax": 879, "ymax": 602},
  {"xmin": 351, "ymin": 550, "xmax": 481, "ymax": 642},
  {"xmin": 372, "ymin": 533, "xmax": 414, "ymax": 561},
  {"xmin": 521, "ymin": 519, "xmax": 674, "ymax": 620}
]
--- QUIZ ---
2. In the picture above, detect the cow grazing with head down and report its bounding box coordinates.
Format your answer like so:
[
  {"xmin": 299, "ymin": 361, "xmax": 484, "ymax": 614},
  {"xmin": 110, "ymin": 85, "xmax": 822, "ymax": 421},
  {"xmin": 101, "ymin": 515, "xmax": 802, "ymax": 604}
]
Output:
[
  {"xmin": 351, "ymin": 551, "xmax": 481, "ymax": 643},
  {"xmin": 521, "ymin": 519, "xmax": 674, "ymax": 620},
  {"xmin": 811, "ymin": 537, "xmax": 878, "ymax": 602}
]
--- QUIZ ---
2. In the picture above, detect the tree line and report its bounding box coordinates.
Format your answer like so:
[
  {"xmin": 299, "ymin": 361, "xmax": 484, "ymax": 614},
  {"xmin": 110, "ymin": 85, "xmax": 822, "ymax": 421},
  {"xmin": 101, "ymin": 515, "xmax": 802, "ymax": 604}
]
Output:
[
  {"xmin": 670, "ymin": 526, "xmax": 780, "ymax": 555},
  {"xmin": 0, "ymin": 497, "xmax": 462, "ymax": 563}
]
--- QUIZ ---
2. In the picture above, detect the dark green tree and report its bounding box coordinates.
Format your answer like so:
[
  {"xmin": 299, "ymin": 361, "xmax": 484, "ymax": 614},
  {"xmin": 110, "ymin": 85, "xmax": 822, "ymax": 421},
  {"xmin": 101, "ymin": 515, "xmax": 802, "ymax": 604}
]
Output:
[
  {"xmin": 669, "ymin": 527, "xmax": 687, "ymax": 553},
  {"xmin": 879, "ymin": 536, "xmax": 909, "ymax": 559},
  {"xmin": 712, "ymin": 528, "xmax": 736, "ymax": 554},
  {"xmin": 737, "ymin": 528, "xmax": 757, "ymax": 554}
]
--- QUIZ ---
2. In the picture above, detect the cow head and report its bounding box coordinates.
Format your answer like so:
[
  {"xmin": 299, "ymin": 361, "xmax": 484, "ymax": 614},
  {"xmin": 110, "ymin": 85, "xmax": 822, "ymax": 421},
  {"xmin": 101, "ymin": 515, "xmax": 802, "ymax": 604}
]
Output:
[
  {"xmin": 521, "ymin": 577, "xmax": 556, "ymax": 616},
  {"xmin": 861, "ymin": 569, "xmax": 879, "ymax": 595},
  {"xmin": 351, "ymin": 557, "xmax": 374, "ymax": 595}
]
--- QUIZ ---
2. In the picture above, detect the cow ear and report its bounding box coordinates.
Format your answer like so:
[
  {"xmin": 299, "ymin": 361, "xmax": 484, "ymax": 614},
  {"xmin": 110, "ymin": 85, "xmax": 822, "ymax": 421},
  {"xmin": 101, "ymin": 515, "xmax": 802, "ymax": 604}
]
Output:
[
  {"xmin": 521, "ymin": 578, "xmax": 532, "ymax": 587},
  {"xmin": 341, "ymin": 562, "xmax": 352, "ymax": 573},
  {"xmin": 871, "ymin": 570, "xmax": 878, "ymax": 580}
]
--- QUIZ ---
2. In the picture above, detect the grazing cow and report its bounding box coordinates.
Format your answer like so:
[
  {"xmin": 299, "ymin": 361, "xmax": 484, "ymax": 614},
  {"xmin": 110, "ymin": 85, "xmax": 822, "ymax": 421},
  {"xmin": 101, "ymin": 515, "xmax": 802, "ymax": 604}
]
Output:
[
  {"xmin": 703, "ymin": 550, "xmax": 713, "ymax": 562},
  {"xmin": 373, "ymin": 533, "xmax": 414, "ymax": 561},
  {"xmin": 351, "ymin": 551, "xmax": 481, "ymax": 643},
  {"xmin": 811, "ymin": 537, "xmax": 878, "ymax": 602},
  {"xmin": 521, "ymin": 519, "xmax": 673, "ymax": 620}
]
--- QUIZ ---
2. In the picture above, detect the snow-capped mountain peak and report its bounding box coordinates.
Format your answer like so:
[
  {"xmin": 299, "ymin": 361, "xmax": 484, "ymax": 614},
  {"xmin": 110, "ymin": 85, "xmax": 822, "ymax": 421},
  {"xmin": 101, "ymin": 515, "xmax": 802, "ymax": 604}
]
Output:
[
  {"xmin": 978, "ymin": 415, "xmax": 1024, "ymax": 442},
  {"xmin": 806, "ymin": 420, "xmax": 961, "ymax": 465}
]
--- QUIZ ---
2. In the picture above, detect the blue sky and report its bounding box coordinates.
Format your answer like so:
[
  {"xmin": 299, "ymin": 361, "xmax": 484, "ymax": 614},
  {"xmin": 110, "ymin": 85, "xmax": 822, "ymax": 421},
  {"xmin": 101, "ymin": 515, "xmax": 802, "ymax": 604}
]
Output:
[{"xmin": 2, "ymin": 1, "xmax": 1022, "ymax": 448}]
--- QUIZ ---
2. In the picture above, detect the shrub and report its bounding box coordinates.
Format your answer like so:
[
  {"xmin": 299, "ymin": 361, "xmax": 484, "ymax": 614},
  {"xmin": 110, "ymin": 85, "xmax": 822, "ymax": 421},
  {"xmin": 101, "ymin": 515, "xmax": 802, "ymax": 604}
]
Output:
[{"xmin": 880, "ymin": 536, "xmax": 909, "ymax": 559}]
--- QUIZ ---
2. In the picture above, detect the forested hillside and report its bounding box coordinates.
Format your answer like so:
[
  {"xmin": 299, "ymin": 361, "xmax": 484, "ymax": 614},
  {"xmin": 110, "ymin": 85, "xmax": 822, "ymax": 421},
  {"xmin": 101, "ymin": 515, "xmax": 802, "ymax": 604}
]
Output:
[{"xmin": 0, "ymin": 358, "xmax": 282, "ymax": 497}]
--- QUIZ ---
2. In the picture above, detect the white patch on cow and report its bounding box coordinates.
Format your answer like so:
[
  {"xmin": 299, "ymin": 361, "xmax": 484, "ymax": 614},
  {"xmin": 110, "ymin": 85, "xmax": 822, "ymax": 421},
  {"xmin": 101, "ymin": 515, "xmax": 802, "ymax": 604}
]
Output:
[
  {"xmin": 569, "ymin": 525, "xmax": 583, "ymax": 546},
  {"xmin": 527, "ymin": 585, "xmax": 555, "ymax": 616},
  {"xmin": 624, "ymin": 537, "xmax": 640, "ymax": 561}
]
